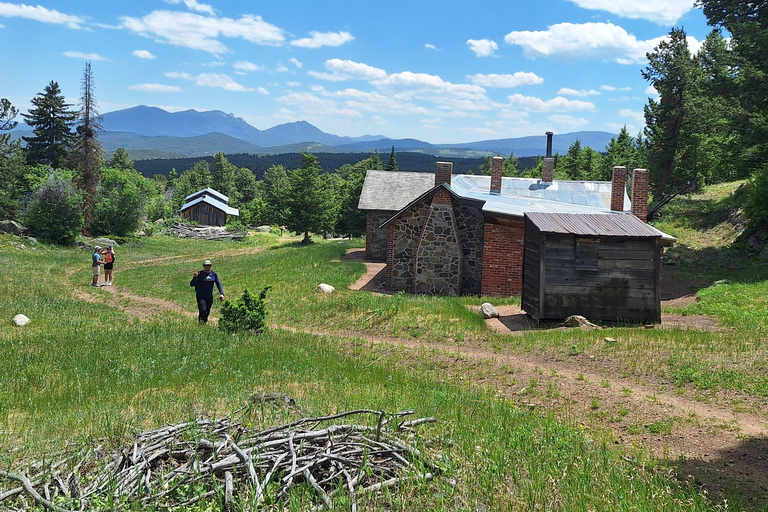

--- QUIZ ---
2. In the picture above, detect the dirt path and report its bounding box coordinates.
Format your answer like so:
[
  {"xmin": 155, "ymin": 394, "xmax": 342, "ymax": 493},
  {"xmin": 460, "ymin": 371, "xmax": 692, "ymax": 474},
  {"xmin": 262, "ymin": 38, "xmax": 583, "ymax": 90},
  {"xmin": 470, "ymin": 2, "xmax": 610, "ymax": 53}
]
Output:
[{"xmin": 67, "ymin": 246, "xmax": 768, "ymax": 503}]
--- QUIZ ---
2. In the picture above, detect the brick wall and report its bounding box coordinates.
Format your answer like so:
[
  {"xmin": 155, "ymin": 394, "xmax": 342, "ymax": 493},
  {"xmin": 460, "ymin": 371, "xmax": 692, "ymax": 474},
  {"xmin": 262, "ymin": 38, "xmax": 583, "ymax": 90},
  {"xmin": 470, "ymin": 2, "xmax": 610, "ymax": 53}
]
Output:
[
  {"xmin": 490, "ymin": 156, "xmax": 503, "ymax": 194},
  {"xmin": 481, "ymin": 219, "xmax": 525, "ymax": 296},
  {"xmin": 611, "ymin": 166, "xmax": 627, "ymax": 211},
  {"xmin": 631, "ymin": 168, "xmax": 650, "ymax": 222},
  {"xmin": 542, "ymin": 157, "xmax": 554, "ymax": 182},
  {"xmin": 435, "ymin": 161, "xmax": 453, "ymax": 185}
]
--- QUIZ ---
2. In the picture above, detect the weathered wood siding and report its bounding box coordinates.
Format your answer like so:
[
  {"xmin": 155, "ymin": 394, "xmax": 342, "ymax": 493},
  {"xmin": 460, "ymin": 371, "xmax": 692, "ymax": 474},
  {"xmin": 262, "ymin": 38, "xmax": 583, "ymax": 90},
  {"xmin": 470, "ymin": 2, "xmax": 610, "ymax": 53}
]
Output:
[
  {"xmin": 524, "ymin": 231, "xmax": 661, "ymax": 323},
  {"xmin": 181, "ymin": 203, "xmax": 227, "ymax": 226},
  {"xmin": 521, "ymin": 219, "xmax": 542, "ymax": 315}
]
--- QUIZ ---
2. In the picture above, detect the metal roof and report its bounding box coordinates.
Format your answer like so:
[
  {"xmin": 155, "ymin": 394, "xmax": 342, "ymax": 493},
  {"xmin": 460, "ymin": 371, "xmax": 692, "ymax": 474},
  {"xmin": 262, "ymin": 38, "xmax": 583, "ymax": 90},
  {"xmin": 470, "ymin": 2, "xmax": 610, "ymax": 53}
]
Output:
[
  {"xmin": 357, "ymin": 170, "xmax": 437, "ymax": 210},
  {"xmin": 525, "ymin": 212, "xmax": 675, "ymax": 243},
  {"xmin": 449, "ymin": 174, "xmax": 630, "ymax": 216},
  {"xmin": 183, "ymin": 187, "xmax": 229, "ymax": 204},
  {"xmin": 180, "ymin": 195, "xmax": 239, "ymax": 216}
]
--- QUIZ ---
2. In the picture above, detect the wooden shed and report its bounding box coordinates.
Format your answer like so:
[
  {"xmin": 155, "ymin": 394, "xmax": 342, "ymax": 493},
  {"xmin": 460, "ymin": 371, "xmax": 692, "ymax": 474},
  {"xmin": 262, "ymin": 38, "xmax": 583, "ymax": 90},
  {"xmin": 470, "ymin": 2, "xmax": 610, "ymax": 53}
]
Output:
[
  {"xmin": 180, "ymin": 188, "xmax": 239, "ymax": 227},
  {"xmin": 522, "ymin": 212, "xmax": 675, "ymax": 324}
]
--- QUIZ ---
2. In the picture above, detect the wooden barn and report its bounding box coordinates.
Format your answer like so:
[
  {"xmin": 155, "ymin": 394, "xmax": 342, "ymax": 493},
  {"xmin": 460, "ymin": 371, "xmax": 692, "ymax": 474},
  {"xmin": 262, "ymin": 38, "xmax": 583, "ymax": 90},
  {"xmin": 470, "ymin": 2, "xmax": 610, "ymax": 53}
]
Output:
[
  {"xmin": 521, "ymin": 212, "xmax": 675, "ymax": 324},
  {"xmin": 180, "ymin": 188, "xmax": 239, "ymax": 227}
]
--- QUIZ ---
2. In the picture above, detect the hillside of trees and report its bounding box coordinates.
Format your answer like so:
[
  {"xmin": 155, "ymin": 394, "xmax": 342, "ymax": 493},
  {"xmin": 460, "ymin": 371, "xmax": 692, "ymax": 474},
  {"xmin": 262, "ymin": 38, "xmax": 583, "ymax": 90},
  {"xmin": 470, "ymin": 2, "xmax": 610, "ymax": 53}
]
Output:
[{"xmin": 1, "ymin": 0, "xmax": 766, "ymax": 246}]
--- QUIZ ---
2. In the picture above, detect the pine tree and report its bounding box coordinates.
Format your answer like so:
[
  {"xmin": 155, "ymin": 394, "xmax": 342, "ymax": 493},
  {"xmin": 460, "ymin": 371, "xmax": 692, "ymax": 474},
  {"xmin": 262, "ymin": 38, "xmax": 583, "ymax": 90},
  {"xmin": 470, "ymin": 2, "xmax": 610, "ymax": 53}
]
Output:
[
  {"xmin": 71, "ymin": 62, "xmax": 104, "ymax": 235},
  {"xmin": 22, "ymin": 81, "xmax": 76, "ymax": 169},
  {"xmin": 385, "ymin": 146, "xmax": 399, "ymax": 171},
  {"xmin": 285, "ymin": 153, "xmax": 331, "ymax": 244}
]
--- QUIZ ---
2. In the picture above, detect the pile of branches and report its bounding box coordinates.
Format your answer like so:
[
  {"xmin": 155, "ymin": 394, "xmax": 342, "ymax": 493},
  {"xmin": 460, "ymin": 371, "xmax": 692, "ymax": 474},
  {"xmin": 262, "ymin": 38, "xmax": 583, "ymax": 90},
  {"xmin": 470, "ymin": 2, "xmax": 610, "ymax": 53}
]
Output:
[
  {"xmin": 172, "ymin": 222, "xmax": 245, "ymax": 240},
  {"xmin": 0, "ymin": 409, "xmax": 441, "ymax": 511}
]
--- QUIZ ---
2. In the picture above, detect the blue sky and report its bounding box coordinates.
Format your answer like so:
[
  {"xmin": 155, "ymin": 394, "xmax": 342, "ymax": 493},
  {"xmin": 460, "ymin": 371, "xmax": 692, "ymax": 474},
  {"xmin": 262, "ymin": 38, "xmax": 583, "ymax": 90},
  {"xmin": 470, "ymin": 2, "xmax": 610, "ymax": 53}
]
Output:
[{"xmin": 1, "ymin": 0, "xmax": 712, "ymax": 144}]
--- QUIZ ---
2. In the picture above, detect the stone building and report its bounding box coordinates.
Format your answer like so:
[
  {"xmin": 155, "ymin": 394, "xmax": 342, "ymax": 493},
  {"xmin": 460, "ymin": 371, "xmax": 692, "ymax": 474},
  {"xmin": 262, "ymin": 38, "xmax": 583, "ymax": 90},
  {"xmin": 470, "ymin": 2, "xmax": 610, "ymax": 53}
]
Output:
[{"xmin": 360, "ymin": 155, "xmax": 673, "ymax": 297}]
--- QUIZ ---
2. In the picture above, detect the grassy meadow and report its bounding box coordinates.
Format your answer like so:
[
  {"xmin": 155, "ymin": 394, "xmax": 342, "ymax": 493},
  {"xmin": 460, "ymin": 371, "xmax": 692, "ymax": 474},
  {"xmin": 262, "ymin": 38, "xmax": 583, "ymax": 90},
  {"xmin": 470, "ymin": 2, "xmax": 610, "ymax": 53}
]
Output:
[{"xmin": 1, "ymin": 181, "xmax": 768, "ymax": 510}]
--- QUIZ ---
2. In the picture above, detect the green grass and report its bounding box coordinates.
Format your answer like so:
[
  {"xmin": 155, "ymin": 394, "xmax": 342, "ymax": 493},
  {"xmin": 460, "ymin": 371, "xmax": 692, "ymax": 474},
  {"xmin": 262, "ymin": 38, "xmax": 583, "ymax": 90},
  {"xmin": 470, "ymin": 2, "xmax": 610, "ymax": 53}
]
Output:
[{"xmin": 2, "ymin": 180, "xmax": 768, "ymax": 510}]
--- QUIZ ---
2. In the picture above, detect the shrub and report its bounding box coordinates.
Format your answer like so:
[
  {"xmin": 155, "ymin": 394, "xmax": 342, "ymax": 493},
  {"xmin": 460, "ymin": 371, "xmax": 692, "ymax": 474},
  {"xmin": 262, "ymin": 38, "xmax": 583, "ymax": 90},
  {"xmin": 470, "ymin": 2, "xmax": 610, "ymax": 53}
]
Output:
[
  {"xmin": 22, "ymin": 171, "xmax": 83, "ymax": 245},
  {"xmin": 219, "ymin": 287, "xmax": 272, "ymax": 334},
  {"xmin": 744, "ymin": 164, "xmax": 768, "ymax": 231}
]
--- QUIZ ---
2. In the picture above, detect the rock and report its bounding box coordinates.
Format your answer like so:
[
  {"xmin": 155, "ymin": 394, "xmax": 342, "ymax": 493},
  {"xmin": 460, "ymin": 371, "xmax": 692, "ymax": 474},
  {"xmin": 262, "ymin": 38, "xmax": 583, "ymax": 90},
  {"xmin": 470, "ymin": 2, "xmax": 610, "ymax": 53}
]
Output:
[
  {"xmin": 92, "ymin": 237, "xmax": 118, "ymax": 248},
  {"xmin": 254, "ymin": 225, "xmax": 272, "ymax": 232},
  {"xmin": 563, "ymin": 315, "xmax": 598, "ymax": 329},
  {"xmin": 0, "ymin": 220, "xmax": 25, "ymax": 235},
  {"xmin": 12, "ymin": 314, "xmax": 30, "ymax": 326},
  {"xmin": 315, "ymin": 283, "xmax": 335, "ymax": 293},
  {"xmin": 480, "ymin": 302, "xmax": 499, "ymax": 319}
]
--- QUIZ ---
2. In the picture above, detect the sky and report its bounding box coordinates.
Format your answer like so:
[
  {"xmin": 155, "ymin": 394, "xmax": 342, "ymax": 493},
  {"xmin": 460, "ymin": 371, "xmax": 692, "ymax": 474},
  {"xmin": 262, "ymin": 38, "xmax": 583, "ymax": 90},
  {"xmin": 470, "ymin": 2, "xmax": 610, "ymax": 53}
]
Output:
[{"xmin": 0, "ymin": 0, "xmax": 714, "ymax": 144}]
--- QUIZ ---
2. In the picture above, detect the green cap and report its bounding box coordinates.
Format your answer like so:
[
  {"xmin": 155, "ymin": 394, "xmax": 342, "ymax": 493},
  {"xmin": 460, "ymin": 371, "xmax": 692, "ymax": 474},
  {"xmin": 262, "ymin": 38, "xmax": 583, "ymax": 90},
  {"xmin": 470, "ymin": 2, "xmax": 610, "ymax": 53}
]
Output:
[{"xmin": 203, "ymin": 260, "xmax": 212, "ymax": 266}]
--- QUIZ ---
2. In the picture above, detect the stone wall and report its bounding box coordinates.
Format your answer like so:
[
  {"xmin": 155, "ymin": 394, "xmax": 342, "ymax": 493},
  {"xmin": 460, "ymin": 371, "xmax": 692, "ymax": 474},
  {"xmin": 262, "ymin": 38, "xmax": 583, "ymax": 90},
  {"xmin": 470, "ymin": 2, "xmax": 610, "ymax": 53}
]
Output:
[
  {"xmin": 414, "ymin": 199, "xmax": 462, "ymax": 294},
  {"xmin": 454, "ymin": 200, "xmax": 484, "ymax": 294},
  {"xmin": 366, "ymin": 210, "xmax": 394, "ymax": 260},
  {"xmin": 387, "ymin": 200, "xmax": 431, "ymax": 291}
]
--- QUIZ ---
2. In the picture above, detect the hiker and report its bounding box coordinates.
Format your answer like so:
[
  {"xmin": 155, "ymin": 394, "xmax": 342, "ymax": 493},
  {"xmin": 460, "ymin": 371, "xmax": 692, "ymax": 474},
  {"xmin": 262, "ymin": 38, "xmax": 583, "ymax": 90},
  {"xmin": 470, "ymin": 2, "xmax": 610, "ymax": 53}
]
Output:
[
  {"xmin": 102, "ymin": 246, "xmax": 115, "ymax": 286},
  {"xmin": 91, "ymin": 246, "xmax": 104, "ymax": 287},
  {"xmin": 190, "ymin": 259, "xmax": 225, "ymax": 324}
]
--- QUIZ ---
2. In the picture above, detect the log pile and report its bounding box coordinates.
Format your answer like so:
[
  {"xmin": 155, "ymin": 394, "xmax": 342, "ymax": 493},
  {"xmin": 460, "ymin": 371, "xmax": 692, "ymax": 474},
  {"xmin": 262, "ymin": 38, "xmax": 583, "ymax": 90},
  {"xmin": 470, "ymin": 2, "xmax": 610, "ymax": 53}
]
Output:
[
  {"xmin": 0, "ymin": 409, "xmax": 441, "ymax": 511},
  {"xmin": 172, "ymin": 222, "xmax": 246, "ymax": 240}
]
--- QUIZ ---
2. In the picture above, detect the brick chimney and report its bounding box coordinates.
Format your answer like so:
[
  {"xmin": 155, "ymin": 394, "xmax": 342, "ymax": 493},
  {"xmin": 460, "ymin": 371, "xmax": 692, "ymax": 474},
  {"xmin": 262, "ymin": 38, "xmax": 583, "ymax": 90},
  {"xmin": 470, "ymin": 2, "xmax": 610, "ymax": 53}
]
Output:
[
  {"xmin": 542, "ymin": 131, "xmax": 554, "ymax": 182},
  {"xmin": 435, "ymin": 161, "xmax": 452, "ymax": 186},
  {"xmin": 631, "ymin": 168, "xmax": 650, "ymax": 222},
  {"xmin": 610, "ymin": 166, "xmax": 627, "ymax": 211},
  {"xmin": 490, "ymin": 156, "xmax": 503, "ymax": 194}
]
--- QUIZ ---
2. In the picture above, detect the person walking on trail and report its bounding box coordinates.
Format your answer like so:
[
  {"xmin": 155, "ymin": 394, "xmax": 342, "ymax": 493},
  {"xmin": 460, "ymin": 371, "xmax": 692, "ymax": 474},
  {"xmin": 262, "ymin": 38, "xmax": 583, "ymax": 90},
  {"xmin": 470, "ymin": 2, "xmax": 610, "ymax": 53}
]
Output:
[
  {"xmin": 91, "ymin": 246, "xmax": 105, "ymax": 287},
  {"xmin": 190, "ymin": 259, "xmax": 225, "ymax": 324},
  {"xmin": 102, "ymin": 246, "xmax": 115, "ymax": 286}
]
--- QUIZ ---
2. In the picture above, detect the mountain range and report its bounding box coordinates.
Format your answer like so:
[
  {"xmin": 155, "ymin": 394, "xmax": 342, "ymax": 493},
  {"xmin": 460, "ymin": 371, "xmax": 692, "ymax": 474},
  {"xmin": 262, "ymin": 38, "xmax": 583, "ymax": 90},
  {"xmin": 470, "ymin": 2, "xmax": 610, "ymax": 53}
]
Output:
[{"xmin": 13, "ymin": 105, "xmax": 617, "ymax": 160}]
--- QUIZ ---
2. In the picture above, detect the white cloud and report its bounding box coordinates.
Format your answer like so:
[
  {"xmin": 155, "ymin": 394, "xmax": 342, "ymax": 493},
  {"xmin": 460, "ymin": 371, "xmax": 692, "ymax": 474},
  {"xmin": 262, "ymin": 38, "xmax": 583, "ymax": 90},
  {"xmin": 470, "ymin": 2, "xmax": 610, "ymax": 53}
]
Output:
[
  {"xmin": 233, "ymin": 61, "xmax": 262, "ymax": 72},
  {"xmin": 128, "ymin": 83, "xmax": 182, "ymax": 92},
  {"xmin": 505, "ymin": 22, "xmax": 663, "ymax": 64},
  {"xmin": 289, "ymin": 58, "xmax": 302, "ymax": 69},
  {"xmin": 547, "ymin": 114, "xmax": 590, "ymax": 128},
  {"xmin": 256, "ymin": 87, "xmax": 269, "ymax": 95},
  {"xmin": 558, "ymin": 87, "xmax": 600, "ymax": 97},
  {"xmin": 166, "ymin": 71, "xmax": 254, "ymax": 91},
  {"xmin": 506, "ymin": 94, "xmax": 596, "ymax": 112},
  {"xmin": 0, "ymin": 2, "xmax": 85, "ymax": 29},
  {"xmin": 467, "ymin": 39, "xmax": 498, "ymax": 57},
  {"xmin": 619, "ymin": 108, "xmax": 645, "ymax": 125},
  {"xmin": 132, "ymin": 50, "xmax": 156, "ymax": 59},
  {"xmin": 601, "ymin": 85, "xmax": 632, "ymax": 91},
  {"xmin": 290, "ymin": 31, "xmax": 354, "ymax": 48},
  {"xmin": 309, "ymin": 59, "xmax": 387, "ymax": 82},
  {"xmin": 424, "ymin": 43, "xmax": 441, "ymax": 51},
  {"xmin": 119, "ymin": 11, "xmax": 285, "ymax": 54},
  {"xmin": 468, "ymin": 72, "xmax": 543, "ymax": 88},
  {"xmin": 645, "ymin": 85, "xmax": 658, "ymax": 96},
  {"xmin": 566, "ymin": 0, "xmax": 695, "ymax": 26},
  {"xmin": 63, "ymin": 51, "xmax": 108, "ymax": 61},
  {"xmin": 164, "ymin": 0, "xmax": 216, "ymax": 16}
]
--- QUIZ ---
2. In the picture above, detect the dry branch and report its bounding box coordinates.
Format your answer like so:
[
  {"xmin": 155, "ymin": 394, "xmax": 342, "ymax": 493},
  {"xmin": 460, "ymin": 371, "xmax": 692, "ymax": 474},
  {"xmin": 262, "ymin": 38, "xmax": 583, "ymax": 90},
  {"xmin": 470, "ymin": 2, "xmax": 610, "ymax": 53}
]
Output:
[{"xmin": 0, "ymin": 409, "xmax": 440, "ymax": 511}]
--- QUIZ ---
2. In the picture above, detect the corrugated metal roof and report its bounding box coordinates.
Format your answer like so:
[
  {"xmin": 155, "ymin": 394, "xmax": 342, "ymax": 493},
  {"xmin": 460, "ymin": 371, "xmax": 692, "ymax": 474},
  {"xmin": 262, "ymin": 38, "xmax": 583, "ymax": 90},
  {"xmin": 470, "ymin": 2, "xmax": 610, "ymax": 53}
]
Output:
[
  {"xmin": 180, "ymin": 195, "xmax": 239, "ymax": 216},
  {"xmin": 526, "ymin": 212, "xmax": 674, "ymax": 241},
  {"xmin": 357, "ymin": 170, "xmax": 437, "ymax": 210},
  {"xmin": 184, "ymin": 187, "xmax": 229, "ymax": 204}
]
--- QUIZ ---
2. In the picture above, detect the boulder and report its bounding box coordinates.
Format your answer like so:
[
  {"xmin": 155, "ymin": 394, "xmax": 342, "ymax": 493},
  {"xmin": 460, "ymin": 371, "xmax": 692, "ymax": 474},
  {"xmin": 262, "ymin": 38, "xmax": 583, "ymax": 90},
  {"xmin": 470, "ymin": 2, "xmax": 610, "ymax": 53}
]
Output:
[
  {"xmin": 563, "ymin": 315, "xmax": 598, "ymax": 329},
  {"xmin": 12, "ymin": 314, "xmax": 30, "ymax": 327},
  {"xmin": 92, "ymin": 237, "xmax": 118, "ymax": 248},
  {"xmin": 314, "ymin": 283, "xmax": 335, "ymax": 293},
  {"xmin": 0, "ymin": 220, "xmax": 25, "ymax": 235},
  {"xmin": 480, "ymin": 302, "xmax": 499, "ymax": 319},
  {"xmin": 254, "ymin": 226, "xmax": 272, "ymax": 232}
]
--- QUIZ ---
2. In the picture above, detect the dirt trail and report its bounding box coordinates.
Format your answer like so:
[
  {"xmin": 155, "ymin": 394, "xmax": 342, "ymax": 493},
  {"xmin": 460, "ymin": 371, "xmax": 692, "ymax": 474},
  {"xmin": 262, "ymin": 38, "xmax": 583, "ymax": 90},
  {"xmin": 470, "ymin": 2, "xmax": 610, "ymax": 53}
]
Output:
[{"xmin": 67, "ymin": 246, "xmax": 768, "ymax": 503}]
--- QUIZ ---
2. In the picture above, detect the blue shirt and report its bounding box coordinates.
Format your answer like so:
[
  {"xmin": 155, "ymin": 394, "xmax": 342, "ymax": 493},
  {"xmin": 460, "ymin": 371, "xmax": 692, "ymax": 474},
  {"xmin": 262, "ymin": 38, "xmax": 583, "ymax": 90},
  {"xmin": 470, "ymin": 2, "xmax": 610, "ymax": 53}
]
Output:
[{"xmin": 92, "ymin": 251, "xmax": 102, "ymax": 267}]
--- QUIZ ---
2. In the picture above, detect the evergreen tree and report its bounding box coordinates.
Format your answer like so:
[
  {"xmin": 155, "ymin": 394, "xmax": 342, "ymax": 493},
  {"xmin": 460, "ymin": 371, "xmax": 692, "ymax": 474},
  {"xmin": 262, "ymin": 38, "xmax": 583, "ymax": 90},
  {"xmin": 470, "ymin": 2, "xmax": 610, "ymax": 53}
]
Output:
[
  {"xmin": 260, "ymin": 164, "xmax": 290, "ymax": 226},
  {"xmin": 0, "ymin": 98, "xmax": 25, "ymax": 218},
  {"xmin": 285, "ymin": 153, "xmax": 330, "ymax": 244},
  {"xmin": 642, "ymin": 28, "xmax": 703, "ymax": 198},
  {"xmin": 502, "ymin": 151, "xmax": 519, "ymax": 176},
  {"xmin": 0, "ymin": 98, "xmax": 18, "ymax": 146},
  {"xmin": 385, "ymin": 145, "xmax": 399, "ymax": 171},
  {"xmin": 107, "ymin": 147, "xmax": 135, "ymax": 171},
  {"xmin": 213, "ymin": 151, "xmax": 238, "ymax": 201},
  {"xmin": 368, "ymin": 149, "xmax": 383, "ymax": 170},
  {"xmin": 603, "ymin": 127, "xmax": 639, "ymax": 180},
  {"xmin": 70, "ymin": 62, "xmax": 104, "ymax": 235},
  {"xmin": 172, "ymin": 160, "xmax": 213, "ymax": 210},
  {"xmin": 22, "ymin": 81, "xmax": 76, "ymax": 169}
]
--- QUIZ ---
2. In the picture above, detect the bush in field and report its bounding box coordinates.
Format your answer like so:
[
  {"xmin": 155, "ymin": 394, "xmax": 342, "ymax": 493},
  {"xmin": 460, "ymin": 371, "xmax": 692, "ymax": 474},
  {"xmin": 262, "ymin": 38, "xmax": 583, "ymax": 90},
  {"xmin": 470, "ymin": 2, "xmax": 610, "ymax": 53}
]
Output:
[
  {"xmin": 219, "ymin": 287, "xmax": 271, "ymax": 333},
  {"xmin": 22, "ymin": 171, "xmax": 83, "ymax": 244},
  {"xmin": 91, "ymin": 167, "xmax": 158, "ymax": 237},
  {"xmin": 744, "ymin": 164, "xmax": 768, "ymax": 231}
]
